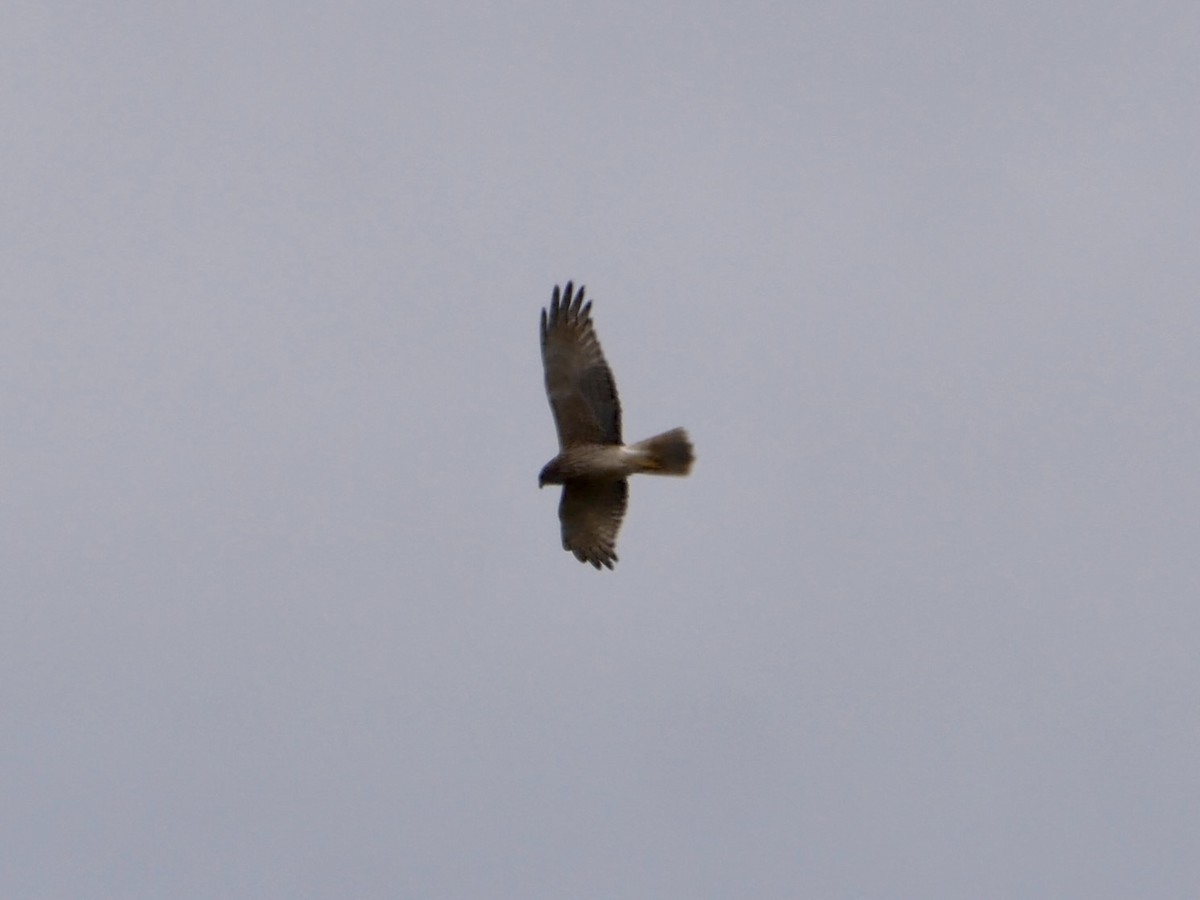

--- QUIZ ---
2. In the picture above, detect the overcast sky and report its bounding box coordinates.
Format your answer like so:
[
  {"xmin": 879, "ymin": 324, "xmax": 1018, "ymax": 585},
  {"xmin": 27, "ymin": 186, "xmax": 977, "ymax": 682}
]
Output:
[{"xmin": 3, "ymin": 2, "xmax": 1198, "ymax": 897}]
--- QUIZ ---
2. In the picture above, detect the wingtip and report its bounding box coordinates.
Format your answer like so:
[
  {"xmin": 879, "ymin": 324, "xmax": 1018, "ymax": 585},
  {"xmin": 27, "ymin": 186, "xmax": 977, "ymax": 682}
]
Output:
[
  {"xmin": 572, "ymin": 546, "xmax": 617, "ymax": 570},
  {"xmin": 546, "ymin": 281, "xmax": 593, "ymax": 328}
]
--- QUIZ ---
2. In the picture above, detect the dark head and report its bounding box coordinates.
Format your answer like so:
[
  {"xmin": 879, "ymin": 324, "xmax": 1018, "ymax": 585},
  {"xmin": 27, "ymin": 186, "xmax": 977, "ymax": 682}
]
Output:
[{"xmin": 538, "ymin": 459, "xmax": 563, "ymax": 488}]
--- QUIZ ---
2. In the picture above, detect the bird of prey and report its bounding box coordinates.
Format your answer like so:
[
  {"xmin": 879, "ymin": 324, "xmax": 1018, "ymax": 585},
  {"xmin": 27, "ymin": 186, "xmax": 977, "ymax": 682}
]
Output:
[{"xmin": 538, "ymin": 281, "xmax": 694, "ymax": 569}]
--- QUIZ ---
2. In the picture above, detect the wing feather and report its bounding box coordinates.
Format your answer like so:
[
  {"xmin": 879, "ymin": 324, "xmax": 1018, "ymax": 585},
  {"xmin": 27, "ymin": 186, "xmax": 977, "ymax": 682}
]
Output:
[
  {"xmin": 540, "ymin": 282, "xmax": 622, "ymax": 448},
  {"xmin": 559, "ymin": 479, "xmax": 628, "ymax": 570}
]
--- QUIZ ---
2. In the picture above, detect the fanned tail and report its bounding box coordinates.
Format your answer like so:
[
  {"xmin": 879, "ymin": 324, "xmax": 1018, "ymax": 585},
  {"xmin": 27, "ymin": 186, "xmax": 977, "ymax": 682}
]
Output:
[{"xmin": 630, "ymin": 428, "xmax": 694, "ymax": 476}]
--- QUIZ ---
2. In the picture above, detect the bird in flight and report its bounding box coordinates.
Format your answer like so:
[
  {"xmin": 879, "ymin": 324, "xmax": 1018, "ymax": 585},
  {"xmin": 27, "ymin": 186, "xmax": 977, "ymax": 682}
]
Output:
[{"xmin": 539, "ymin": 282, "xmax": 694, "ymax": 569}]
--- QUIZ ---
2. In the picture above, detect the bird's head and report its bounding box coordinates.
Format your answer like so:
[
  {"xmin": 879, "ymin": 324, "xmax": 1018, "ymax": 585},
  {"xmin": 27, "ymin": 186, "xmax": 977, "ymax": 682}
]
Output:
[{"xmin": 538, "ymin": 459, "xmax": 562, "ymax": 488}]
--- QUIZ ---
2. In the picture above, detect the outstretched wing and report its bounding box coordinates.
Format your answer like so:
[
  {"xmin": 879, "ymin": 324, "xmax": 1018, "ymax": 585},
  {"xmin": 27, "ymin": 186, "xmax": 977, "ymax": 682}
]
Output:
[
  {"xmin": 559, "ymin": 479, "xmax": 628, "ymax": 570},
  {"xmin": 540, "ymin": 282, "xmax": 622, "ymax": 448}
]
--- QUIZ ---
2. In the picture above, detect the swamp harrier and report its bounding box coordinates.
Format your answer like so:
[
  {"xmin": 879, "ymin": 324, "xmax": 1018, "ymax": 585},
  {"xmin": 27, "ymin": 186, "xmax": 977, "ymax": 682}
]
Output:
[{"xmin": 539, "ymin": 282, "xmax": 694, "ymax": 569}]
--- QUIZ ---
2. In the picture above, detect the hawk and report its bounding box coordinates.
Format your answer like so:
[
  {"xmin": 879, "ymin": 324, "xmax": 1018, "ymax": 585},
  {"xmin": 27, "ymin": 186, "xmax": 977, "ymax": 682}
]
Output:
[{"xmin": 538, "ymin": 281, "xmax": 694, "ymax": 569}]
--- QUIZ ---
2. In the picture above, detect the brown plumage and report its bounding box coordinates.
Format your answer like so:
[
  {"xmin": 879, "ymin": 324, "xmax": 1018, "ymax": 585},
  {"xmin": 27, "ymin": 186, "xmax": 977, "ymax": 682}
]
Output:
[{"xmin": 539, "ymin": 282, "xmax": 694, "ymax": 569}]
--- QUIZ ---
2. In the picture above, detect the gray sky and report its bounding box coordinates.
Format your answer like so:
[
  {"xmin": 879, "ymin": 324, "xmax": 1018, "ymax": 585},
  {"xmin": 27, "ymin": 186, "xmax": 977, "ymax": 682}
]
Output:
[{"xmin": 4, "ymin": 1, "xmax": 1198, "ymax": 897}]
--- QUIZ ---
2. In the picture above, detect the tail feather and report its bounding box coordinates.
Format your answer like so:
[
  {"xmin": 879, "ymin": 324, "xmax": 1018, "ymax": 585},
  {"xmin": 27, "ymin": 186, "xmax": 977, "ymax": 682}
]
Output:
[{"xmin": 630, "ymin": 427, "xmax": 694, "ymax": 476}]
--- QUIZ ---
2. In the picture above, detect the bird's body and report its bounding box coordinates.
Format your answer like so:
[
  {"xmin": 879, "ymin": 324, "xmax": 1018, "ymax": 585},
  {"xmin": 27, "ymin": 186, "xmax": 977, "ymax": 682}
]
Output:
[
  {"xmin": 539, "ymin": 433, "xmax": 694, "ymax": 483},
  {"xmin": 538, "ymin": 282, "xmax": 693, "ymax": 569}
]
